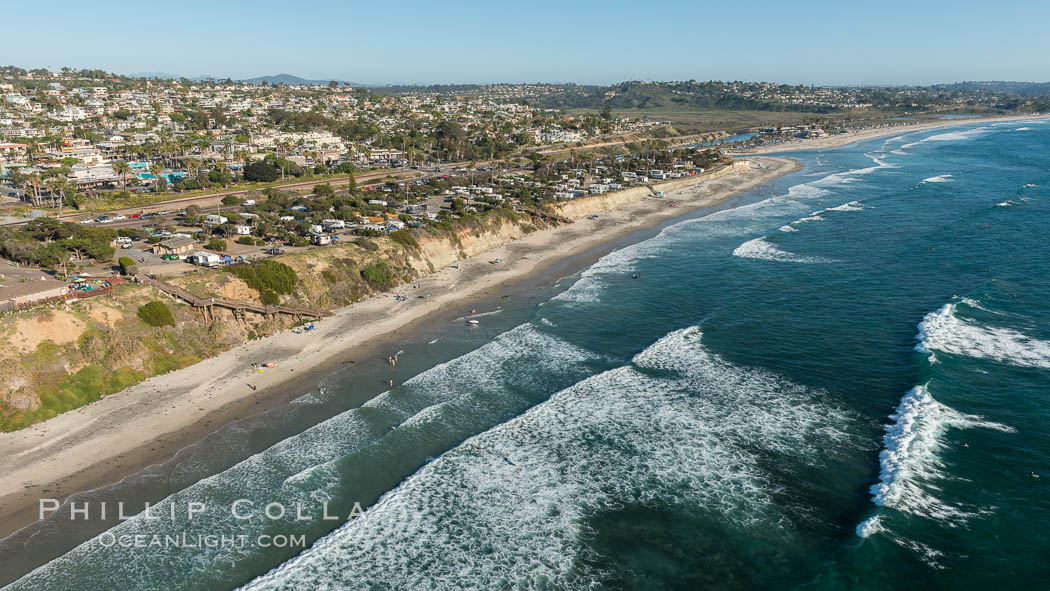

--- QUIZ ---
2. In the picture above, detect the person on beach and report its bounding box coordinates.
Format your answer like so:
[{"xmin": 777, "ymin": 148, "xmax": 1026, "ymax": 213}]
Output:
[{"xmin": 249, "ymin": 382, "xmax": 257, "ymax": 391}]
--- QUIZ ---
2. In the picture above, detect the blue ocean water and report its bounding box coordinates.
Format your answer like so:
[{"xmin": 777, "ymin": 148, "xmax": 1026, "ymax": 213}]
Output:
[{"xmin": 5, "ymin": 119, "xmax": 1050, "ymax": 590}]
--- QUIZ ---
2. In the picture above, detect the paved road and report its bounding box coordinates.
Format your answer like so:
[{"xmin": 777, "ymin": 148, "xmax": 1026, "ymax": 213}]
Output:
[{"xmin": 62, "ymin": 168, "xmax": 421, "ymax": 223}]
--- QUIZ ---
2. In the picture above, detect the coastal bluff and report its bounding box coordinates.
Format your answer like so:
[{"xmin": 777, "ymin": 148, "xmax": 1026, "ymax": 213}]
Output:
[{"xmin": 554, "ymin": 161, "xmax": 747, "ymax": 219}]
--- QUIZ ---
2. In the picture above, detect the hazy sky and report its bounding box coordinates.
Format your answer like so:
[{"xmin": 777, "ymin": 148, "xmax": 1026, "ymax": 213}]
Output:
[{"xmin": 6, "ymin": 0, "xmax": 1049, "ymax": 85}]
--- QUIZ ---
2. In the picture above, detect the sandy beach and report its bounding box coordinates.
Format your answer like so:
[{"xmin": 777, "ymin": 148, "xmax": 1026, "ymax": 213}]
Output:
[
  {"xmin": 0, "ymin": 156, "xmax": 800, "ymax": 539},
  {"xmin": 729, "ymin": 113, "xmax": 1050, "ymax": 155}
]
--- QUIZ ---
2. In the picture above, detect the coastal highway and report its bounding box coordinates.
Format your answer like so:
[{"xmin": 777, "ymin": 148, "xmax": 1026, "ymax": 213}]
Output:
[{"xmin": 57, "ymin": 168, "xmax": 423, "ymax": 223}]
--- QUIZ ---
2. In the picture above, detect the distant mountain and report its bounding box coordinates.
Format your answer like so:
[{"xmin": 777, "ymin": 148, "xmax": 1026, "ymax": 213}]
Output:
[
  {"xmin": 127, "ymin": 71, "xmax": 370, "ymax": 86},
  {"xmin": 240, "ymin": 73, "xmax": 366, "ymax": 87}
]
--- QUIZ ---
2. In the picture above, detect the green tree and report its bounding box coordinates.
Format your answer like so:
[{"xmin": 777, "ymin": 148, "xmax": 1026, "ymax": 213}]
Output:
[{"xmin": 244, "ymin": 161, "xmax": 280, "ymax": 182}]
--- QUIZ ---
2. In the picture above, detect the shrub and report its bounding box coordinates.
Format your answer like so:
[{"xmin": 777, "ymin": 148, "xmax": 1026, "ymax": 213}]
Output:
[
  {"xmin": 388, "ymin": 229, "xmax": 419, "ymax": 250},
  {"xmin": 236, "ymin": 236, "xmax": 256, "ymax": 245},
  {"xmin": 146, "ymin": 235, "xmax": 163, "ymax": 244},
  {"xmin": 206, "ymin": 238, "xmax": 227, "ymax": 251},
  {"xmin": 137, "ymin": 301, "xmax": 175, "ymax": 327},
  {"xmin": 118, "ymin": 256, "xmax": 136, "ymax": 275},
  {"xmin": 221, "ymin": 195, "xmax": 241, "ymax": 206},
  {"xmin": 259, "ymin": 289, "xmax": 280, "ymax": 305},
  {"xmin": 360, "ymin": 262, "xmax": 396, "ymax": 288},
  {"xmin": 229, "ymin": 260, "xmax": 299, "ymax": 295},
  {"xmin": 356, "ymin": 238, "xmax": 379, "ymax": 252}
]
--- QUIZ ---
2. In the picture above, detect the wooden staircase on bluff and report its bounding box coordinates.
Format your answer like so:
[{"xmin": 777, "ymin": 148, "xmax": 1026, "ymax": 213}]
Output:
[{"xmin": 139, "ymin": 275, "xmax": 330, "ymax": 323}]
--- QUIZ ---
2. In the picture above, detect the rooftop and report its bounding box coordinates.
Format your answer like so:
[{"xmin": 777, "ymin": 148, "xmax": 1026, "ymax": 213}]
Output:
[{"xmin": 0, "ymin": 279, "xmax": 68, "ymax": 300}]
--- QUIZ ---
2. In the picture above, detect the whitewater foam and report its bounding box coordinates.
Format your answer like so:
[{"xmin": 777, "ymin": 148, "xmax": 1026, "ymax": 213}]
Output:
[
  {"xmin": 856, "ymin": 515, "xmax": 883, "ymax": 538},
  {"xmin": 921, "ymin": 174, "xmax": 954, "ymax": 184},
  {"xmin": 733, "ymin": 237, "xmax": 837, "ymax": 263},
  {"xmin": 243, "ymin": 327, "xmax": 858, "ymax": 590},
  {"xmin": 866, "ymin": 384, "xmax": 1012, "ymax": 525},
  {"xmin": 916, "ymin": 303, "xmax": 1050, "ymax": 369},
  {"xmin": 823, "ymin": 200, "xmax": 865, "ymax": 212}
]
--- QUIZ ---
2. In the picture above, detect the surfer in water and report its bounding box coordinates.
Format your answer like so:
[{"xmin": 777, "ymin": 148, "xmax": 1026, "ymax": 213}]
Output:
[{"xmin": 504, "ymin": 457, "xmax": 516, "ymax": 466}]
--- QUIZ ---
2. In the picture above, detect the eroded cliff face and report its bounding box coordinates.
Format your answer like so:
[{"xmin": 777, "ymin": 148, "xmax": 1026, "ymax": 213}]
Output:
[
  {"xmin": 410, "ymin": 217, "xmax": 537, "ymax": 274},
  {"xmin": 553, "ymin": 163, "xmax": 743, "ymax": 219}
]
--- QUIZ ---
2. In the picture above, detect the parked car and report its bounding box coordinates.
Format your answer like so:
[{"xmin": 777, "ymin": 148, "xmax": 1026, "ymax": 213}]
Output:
[
  {"xmin": 78, "ymin": 218, "xmax": 95, "ymax": 224},
  {"xmin": 264, "ymin": 247, "xmax": 285, "ymax": 255},
  {"xmin": 111, "ymin": 215, "xmax": 127, "ymax": 221},
  {"xmin": 129, "ymin": 213, "xmax": 142, "ymax": 219}
]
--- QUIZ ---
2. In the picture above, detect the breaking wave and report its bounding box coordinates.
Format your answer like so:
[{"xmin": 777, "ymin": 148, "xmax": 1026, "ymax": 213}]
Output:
[
  {"xmin": 915, "ymin": 302, "xmax": 1050, "ymax": 369},
  {"xmin": 860, "ymin": 383, "xmax": 1014, "ymax": 543},
  {"xmin": 732, "ymin": 237, "xmax": 836, "ymax": 263},
  {"xmin": 921, "ymin": 174, "xmax": 954, "ymax": 184}
]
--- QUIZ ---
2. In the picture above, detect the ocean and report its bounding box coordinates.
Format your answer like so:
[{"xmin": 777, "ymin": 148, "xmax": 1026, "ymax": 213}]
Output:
[{"xmin": 4, "ymin": 118, "xmax": 1050, "ymax": 590}]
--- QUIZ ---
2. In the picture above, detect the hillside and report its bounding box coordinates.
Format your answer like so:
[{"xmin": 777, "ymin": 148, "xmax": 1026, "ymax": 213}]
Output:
[{"xmin": 532, "ymin": 81, "xmax": 836, "ymax": 113}]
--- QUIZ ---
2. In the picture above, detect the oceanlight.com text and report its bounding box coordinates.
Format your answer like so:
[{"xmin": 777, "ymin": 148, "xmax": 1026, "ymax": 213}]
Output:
[{"xmin": 96, "ymin": 532, "xmax": 308, "ymax": 550}]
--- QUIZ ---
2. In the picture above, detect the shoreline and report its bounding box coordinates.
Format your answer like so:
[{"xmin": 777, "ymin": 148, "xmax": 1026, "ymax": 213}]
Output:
[
  {"xmin": 0, "ymin": 156, "xmax": 801, "ymax": 541},
  {"xmin": 728, "ymin": 113, "xmax": 1049, "ymax": 155}
]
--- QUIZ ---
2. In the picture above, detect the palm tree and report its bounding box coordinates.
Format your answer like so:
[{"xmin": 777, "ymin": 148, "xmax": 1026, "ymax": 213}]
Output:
[
  {"xmin": 44, "ymin": 178, "xmax": 63, "ymax": 208},
  {"xmin": 150, "ymin": 162, "xmax": 164, "ymax": 192},
  {"xmin": 26, "ymin": 174, "xmax": 42, "ymax": 207},
  {"xmin": 185, "ymin": 157, "xmax": 202, "ymax": 180},
  {"xmin": 112, "ymin": 160, "xmax": 131, "ymax": 190},
  {"xmin": 44, "ymin": 178, "xmax": 72, "ymax": 217}
]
